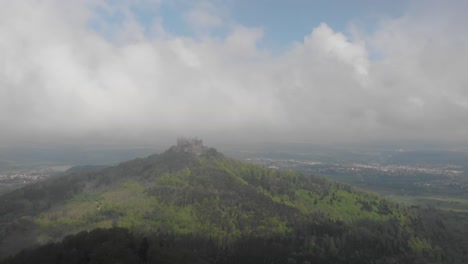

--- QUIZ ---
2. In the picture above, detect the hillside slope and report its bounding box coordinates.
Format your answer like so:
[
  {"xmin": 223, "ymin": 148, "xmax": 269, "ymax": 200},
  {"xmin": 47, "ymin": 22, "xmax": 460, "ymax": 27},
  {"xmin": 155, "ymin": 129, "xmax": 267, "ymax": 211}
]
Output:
[{"xmin": 0, "ymin": 145, "xmax": 466, "ymax": 263}]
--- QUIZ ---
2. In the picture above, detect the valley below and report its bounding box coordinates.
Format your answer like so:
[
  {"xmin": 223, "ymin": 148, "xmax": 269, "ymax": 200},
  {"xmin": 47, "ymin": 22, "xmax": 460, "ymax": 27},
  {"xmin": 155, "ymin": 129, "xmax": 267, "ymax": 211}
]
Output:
[{"xmin": 235, "ymin": 147, "xmax": 468, "ymax": 213}]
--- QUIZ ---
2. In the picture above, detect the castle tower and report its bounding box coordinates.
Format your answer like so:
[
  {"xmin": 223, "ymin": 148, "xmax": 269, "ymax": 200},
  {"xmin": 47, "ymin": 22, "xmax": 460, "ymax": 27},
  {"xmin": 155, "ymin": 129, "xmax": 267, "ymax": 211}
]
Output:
[{"xmin": 175, "ymin": 137, "xmax": 205, "ymax": 156}]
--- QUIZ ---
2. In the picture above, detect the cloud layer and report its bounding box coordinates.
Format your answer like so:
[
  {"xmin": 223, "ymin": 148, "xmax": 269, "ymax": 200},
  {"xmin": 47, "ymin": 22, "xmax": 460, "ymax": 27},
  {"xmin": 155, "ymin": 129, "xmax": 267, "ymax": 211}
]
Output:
[{"xmin": 0, "ymin": 0, "xmax": 467, "ymax": 147}]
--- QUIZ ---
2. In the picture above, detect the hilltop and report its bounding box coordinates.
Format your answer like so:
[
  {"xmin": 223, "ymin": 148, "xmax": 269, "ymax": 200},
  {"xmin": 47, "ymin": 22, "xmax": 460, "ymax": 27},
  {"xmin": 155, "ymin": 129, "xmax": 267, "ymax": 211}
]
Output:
[{"xmin": 0, "ymin": 140, "xmax": 467, "ymax": 263}]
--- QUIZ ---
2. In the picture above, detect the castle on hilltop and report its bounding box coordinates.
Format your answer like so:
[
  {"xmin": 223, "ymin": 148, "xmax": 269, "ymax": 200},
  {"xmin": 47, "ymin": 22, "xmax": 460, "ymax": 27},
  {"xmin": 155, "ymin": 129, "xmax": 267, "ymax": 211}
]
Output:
[{"xmin": 175, "ymin": 137, "xmax": 205, "ymax": 156}]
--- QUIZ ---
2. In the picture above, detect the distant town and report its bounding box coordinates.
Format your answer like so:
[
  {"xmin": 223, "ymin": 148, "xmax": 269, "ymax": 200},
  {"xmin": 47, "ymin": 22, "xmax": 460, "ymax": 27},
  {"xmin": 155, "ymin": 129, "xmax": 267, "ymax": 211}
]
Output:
[
  {"xmin": 0, "ymin": 172, "xmax": 50, "ymax": 183},
  {"xmin": 0, "ymin": 165, "xmax": 70, "ymax": 195},
  {"xmin": 245, "ymin": 157, "xmax": 468, "ymax": 193}
]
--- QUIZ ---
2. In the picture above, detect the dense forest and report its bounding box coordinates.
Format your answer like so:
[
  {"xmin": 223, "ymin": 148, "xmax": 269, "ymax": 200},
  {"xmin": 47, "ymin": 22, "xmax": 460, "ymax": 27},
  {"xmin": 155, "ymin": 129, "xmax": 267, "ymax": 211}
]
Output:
[
  {"xmin": 1, "ymin": 146, "xmax": 468, "ymax": 263},
  {"xmin": 0, "ymin": 226, "xmax": 443, "ymax": 264}
]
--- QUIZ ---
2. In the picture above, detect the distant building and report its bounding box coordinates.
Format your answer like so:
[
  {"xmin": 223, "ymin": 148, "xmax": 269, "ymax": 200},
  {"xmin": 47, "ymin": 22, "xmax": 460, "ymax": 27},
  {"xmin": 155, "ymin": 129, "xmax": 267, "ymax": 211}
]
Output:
[{"xmin": 175, "ymin": 137, "xmax": 205, "ymax": 156}]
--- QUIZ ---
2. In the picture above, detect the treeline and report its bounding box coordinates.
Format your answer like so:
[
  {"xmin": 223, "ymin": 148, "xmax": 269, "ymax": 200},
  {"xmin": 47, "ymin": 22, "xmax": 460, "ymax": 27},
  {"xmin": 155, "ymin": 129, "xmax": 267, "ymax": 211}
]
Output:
[
  {"xmin": 5, "ymin": 206, "xmax": 468, "ymax": 264},
  {"xmin": 0, "ymin": 226, "xmax": 440, "ymax": 264}
]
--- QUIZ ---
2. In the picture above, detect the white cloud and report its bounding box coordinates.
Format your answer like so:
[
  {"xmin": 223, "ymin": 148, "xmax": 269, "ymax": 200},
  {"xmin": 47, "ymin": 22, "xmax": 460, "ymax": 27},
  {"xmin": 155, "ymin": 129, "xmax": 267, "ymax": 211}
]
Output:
[
  {"xmin": 0, "ymin": 0, "xmax": 467, "ymax": 147},
  {"xmin": 305, "ymin": 23, "xmax": 369, "ymax": 77},
  {"xmin": 224, "ymin": 26, "xmax": 264, "ymax": 58},
  {"xmin": 184, "ymin": 1, "xmax": 223, "ymax": 33}
]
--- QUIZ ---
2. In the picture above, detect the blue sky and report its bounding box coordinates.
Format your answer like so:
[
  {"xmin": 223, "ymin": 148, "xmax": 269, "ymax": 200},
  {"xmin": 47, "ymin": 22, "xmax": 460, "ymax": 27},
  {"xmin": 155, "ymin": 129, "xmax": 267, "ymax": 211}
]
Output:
[
  {"xmin": 227, "ymin": 1, "xmax": 410, "ymax": 50},
  {"xmin": 91, "ymin": 0, "xmax": 411, "ymax": 55},
  {"xmin": 154, "ymin": 0, "xmax": 410, "ymax": 52}
]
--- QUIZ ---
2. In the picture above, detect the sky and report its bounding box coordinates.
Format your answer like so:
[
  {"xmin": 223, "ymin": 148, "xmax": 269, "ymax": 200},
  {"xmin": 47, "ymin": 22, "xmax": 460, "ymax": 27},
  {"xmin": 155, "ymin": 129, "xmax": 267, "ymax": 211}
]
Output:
[{"xmin": 1, "ymin": 0, "xmax": 468, "ymax": 148}]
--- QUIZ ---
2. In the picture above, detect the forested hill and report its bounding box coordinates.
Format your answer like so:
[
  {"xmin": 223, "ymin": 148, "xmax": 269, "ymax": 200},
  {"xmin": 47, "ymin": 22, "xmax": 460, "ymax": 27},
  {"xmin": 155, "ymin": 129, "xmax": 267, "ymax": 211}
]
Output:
[{"xmin": 0, "ymin": 145, "xmax": 467, "ymax": 263}]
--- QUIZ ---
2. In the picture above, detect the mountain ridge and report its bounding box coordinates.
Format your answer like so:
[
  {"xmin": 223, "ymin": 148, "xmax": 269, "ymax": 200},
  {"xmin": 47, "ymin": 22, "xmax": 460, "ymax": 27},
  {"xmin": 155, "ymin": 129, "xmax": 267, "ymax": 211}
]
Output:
[{"xmin": 0, "ymin": 143, "xmax": 466, "ymax": 263}]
